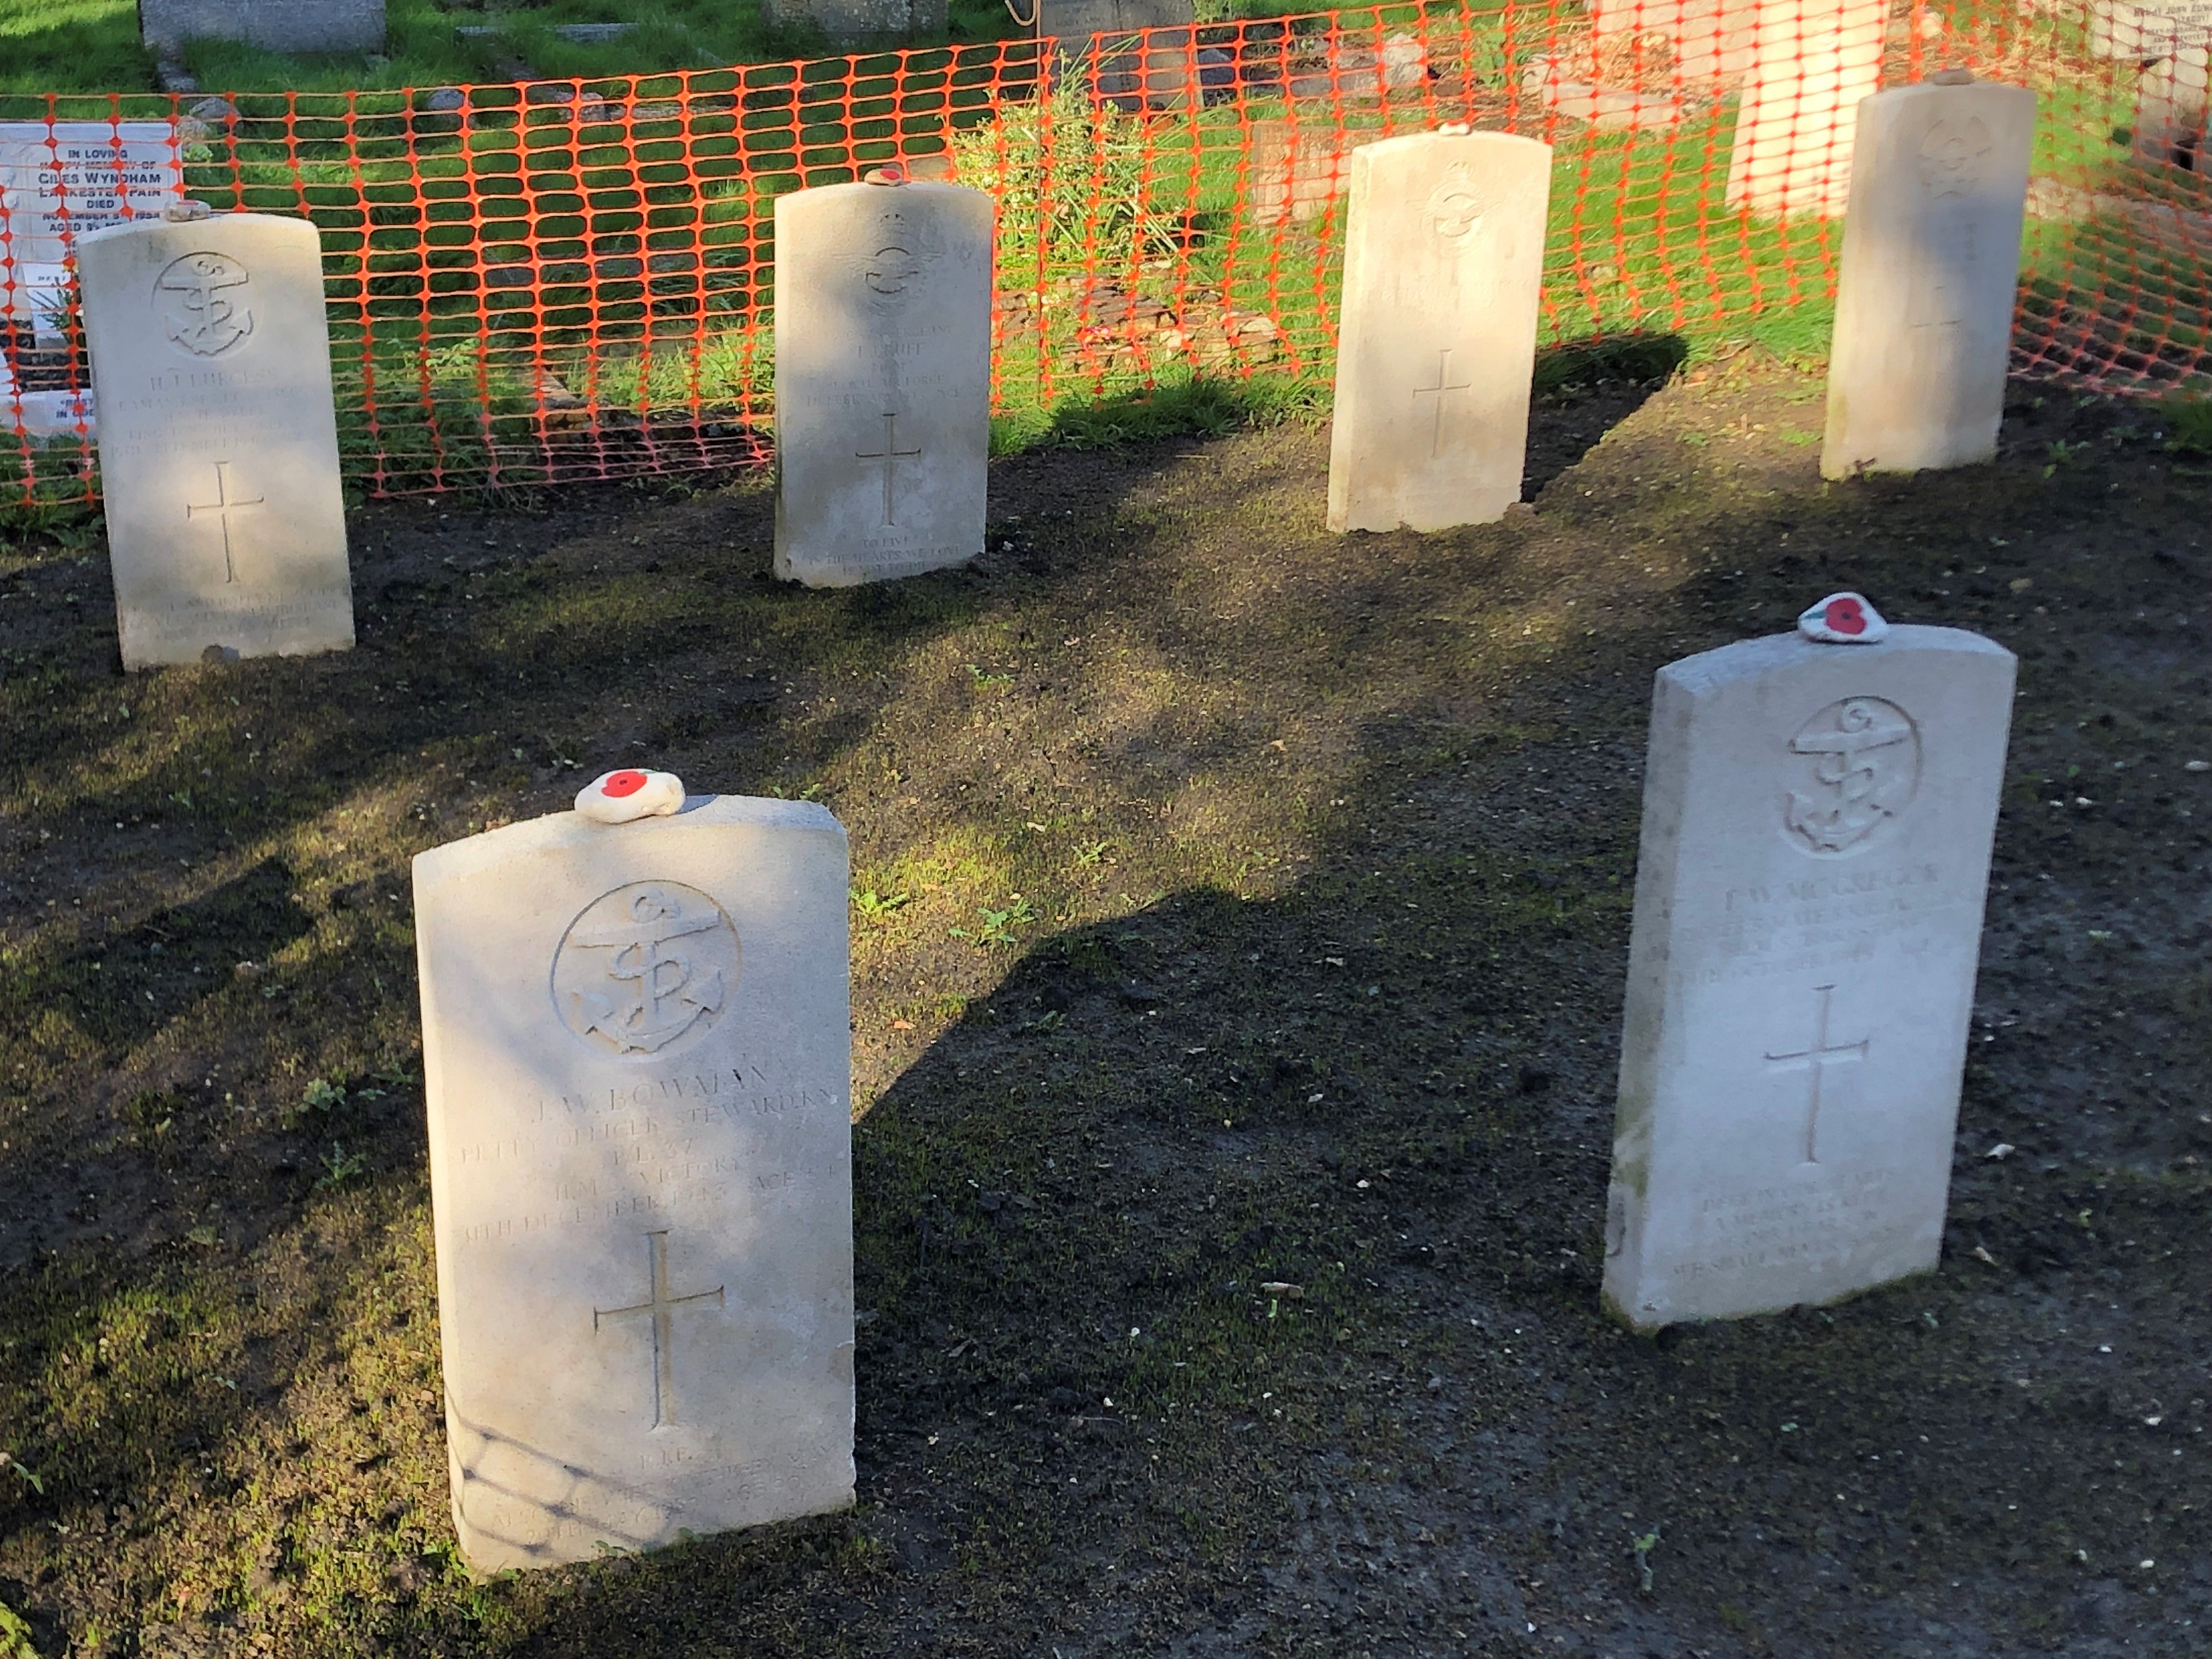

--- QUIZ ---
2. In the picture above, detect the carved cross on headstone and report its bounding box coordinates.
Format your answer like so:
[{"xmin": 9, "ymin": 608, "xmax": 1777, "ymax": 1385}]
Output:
[
  {"xmin": 184, "ymin": 460, "xmax": 265, "ymax": 583},
  {"xmin": 594, "ymin": 1231, "xmax": 726, "ymax": 1429},
  {"xmin": 1763, "ymin": 983, "xmax": 1871, "ymax": 1164},
  {"xmin": 855, "ymin": 412, "xmax": 922, "ymax": 527},
  {"xmin": 1410, "ymin": 348, "xmax": 1474, "ymax": 458}
]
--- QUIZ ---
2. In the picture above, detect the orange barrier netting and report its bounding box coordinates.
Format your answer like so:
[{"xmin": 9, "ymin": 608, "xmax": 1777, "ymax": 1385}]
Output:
[{"xmin": 3, "ymin": 0, "xmax": 2207, "ymax": 506}]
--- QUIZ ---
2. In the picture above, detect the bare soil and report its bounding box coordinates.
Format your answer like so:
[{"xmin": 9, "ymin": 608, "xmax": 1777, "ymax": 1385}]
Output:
[{"xmin": 0, "ymin": 363, "xmax": 2207, "ymax": 1658}]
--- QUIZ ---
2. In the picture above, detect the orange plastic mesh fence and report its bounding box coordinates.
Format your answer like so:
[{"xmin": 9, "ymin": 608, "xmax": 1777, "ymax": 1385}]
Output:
[{"xmin": 3, "ymin": 0, "xmax": 2207, "ymax": 506}]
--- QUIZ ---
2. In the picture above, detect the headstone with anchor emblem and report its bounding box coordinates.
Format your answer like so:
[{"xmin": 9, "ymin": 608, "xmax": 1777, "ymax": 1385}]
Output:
[
  {"xmin": 1601, "ymin": 603, "xmax": 2016, "ymax": 1330},
  {"xmin": 414, "ymin": 774, "xmax": 855, "ymax": 1572},
  {"xmin": 1820, "ymin": 75, "xmax": 2036, "ymax": 479},
  {"xmin": 772, "ymin": 173, "xmax": 991, "ymax": 586},
  {"xmin": 75, "ymin": 207, "xmax": 353, "ymax": 669},
  {"xmin": 1325, "ymin": 130, "xmax": 1551, "ymax": 534}
]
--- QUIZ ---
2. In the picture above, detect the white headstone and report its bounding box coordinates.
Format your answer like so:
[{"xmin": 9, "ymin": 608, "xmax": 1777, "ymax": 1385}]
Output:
[
  {"xmin": 1039, "ymin": 0, "xmax": 1197, "ymax": 109},
  {"xmin": 1325, "ymin": 130, "xmax": 1551, "ymax": 534},
  {"xmin": 1603, "ymin": 624, "xmax": 2017, "ymax": 1331},
  {"xmin": 0, "ymin": 122, "xmax": 184, "ymax": 326},
  {"xmin": 2091, "ymin": 0, "xmax": 2212, "ymax": 55},
  {"xmin": 773, "ymin": 178, "xmax": 991, "ymax": 587},
  {"xmin": 75, "ymin": 210, "xmax": 353, "ymax": 668},
  {"xmin": 1821, "ymin": 79, "xmax": 2036, "ymax": 479},
  {"xmin": 1590, "ymin": 0, "xmax": 1759, "ymax": 82},
  {"xmin": 1724, "ymin": 0, "xmax": 1887, "ymax": 216},
  {"xmin": 139, "ymin": 0, "xmax": 386, "ymax": 54},
  {"xmin": 414, "ymin": 792, "xmax": 856, "ymax": 1573}
]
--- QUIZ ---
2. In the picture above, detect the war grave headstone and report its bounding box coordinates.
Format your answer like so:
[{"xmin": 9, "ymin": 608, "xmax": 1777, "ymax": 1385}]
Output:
[
  {"xmin": 1821, "ymin": 76, "xmax": 2036, "ymax": 479},
  {"xmin": 1325, "ymin": 129, "xmax": 1551, "ymax": 534},
  {"xmin": 1036, "ymin": 0, "xmax": 1198, "ymax": 111},
  {"xmin": 75, "ymin": 207, "xmax": 353, "ymax": 668},
  {"xmin": 0, "ymin": 121, "xmax": 184, "ymax": 434},
  {"xmin": 2090, "ymin": 0, "xmax": 2212, "ymax": 167},
  {"xmin": 773, "ymin": 176, "xmax": 991, "ymax": 587},
  {"xmin": 139, "ymin": 0, "xmax": 386, "ymax": 55},
  {"xmin": 1601, "ymin": 598, "xmax": 2017, "ymax": 1330},
  {"xmin": 415, "ymin": 772, "xmax": 857, "ymax": 1572},
  {"xmin": 1724, "ymin": 0, "xmax": 1888, "ymax": 216}
]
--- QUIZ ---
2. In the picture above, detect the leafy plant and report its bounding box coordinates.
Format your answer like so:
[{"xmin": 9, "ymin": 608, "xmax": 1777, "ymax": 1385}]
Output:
[
  {"xmin": 850, "ymin": 887, "xmax": 913, "ymax": 922},
  {"xmin": 975, "ymin": 895, "xmax": 1037, "ymax": 946},
  {"xmin": 0, "ymin": 1599, "xmax": 37, "ymax": 1659},
  {"xmin": 2162, "ymin": 392, "xmax": 2212, "ymax": 456},
  {"xmin": 316, "ymin": 1143, "xmax": 368, "ymax": 1189}
]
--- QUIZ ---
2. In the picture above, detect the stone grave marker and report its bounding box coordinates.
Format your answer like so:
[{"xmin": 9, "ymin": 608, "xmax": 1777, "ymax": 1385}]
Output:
[
  {"xmin": 1821, "ymin": 77, "xmax": 2036, "ymax": 478},
  {"xmin": 1589, "ymin": 0, "xmax": 1760, "ymax": 83},
  {"xmin": 415, "ymin": 782, "xmax": 856, "ymax": 1572},
  {"xmin": 2089, "ymin": 1, "xmax": 2212, "ymax": 167},
  {"xmin": 1038, "ymin": 0, "xmax": 1196, "ymax": 109},
  {"xmin": 774, "ymin": 176, "xmax": 991, "ymax": 587},
  {"xmin": 139, "ymin": 0, "xmax": 386, "ymax": 55},
  {"xmin": 75, "ymin": 208, "xmax": 353, "ymax": 668},
  {"xmin": 1325, "ymin": 129, "xmax": 1551, "ymax": 534},
  {"xmin": 763, "ymin": 0, "xmax": 947, "ymax": 44},
  {"xmin": 1602, "ymin": 614, "xmax": 2017, "ymax": 1330},
  {"xmin": 0, "ymin": 121, "xmax": 184, "ymax": 329},
  {"xmin": 1724, "ymin": 0, "xmax": 1887, "ymax": 216}
]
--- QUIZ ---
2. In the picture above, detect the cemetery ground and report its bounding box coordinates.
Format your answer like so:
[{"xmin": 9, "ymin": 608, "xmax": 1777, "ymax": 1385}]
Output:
[{"xmin": 1, "ymin": 358, "xmax": 2209, "ymax": 1658}]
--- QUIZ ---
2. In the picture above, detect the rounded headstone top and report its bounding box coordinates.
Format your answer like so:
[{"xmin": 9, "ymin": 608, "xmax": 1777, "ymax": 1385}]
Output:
[
  {"xmin": 577, "ymin": 768, "xmax": 686, "ymax": 823},
  {"xmin": 1797, "ymin": 591, "xmax": 1889, "ymax": 644}
]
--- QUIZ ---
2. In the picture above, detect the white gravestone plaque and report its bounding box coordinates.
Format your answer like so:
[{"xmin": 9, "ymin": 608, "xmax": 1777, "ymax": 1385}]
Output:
[
  {"xmin": 774, "ymin": 178, "xmax": 992, "ymax": 586},
  {"xmin": 1602, "ymin": 625, "xmax": 2017, "ymax": 1330},
  {"xmin": 1821, "ymin": 80, "xmax": 2036, "ymax": 479},
  {"xmin": 415, "ymin": 793, "xmax": 856, "ymax": 1572},
  {"xmin": 1724, "ymin": 0, "xmax": 1887, "ymax": 216},
  {"xmin": 1326, "ymin": 130, "xmax": 1551, "ymax": 534},
  {"xmin": 0, "ymin": 122, "xmax": 184, "ymax": 326},
  {"xmin": 76, "ymin": 211, "xmax": 353, "ymax": 668}
]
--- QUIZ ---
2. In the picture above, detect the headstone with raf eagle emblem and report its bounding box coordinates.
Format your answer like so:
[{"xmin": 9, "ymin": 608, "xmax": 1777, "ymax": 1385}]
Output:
[
  {"xmin": 414, "ymin": 769, "xmax": 856, "ymax": 1572},
  {"xmin": 75, "ymin": 206, "xmax": 352, "ymax": 668},
  {"xmin": 772, "ymin": 172, "xmax": 991, "ymax": 586},
  {"xmin": 1601, "ymin": 597, "xmax": 2016, "ymax": 1330}
]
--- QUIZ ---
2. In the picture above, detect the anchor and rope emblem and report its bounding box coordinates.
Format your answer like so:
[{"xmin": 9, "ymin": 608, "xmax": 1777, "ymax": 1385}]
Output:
[{"xmin": 554, "ymin": 882, "xmax": 739, "ymax": 1056}]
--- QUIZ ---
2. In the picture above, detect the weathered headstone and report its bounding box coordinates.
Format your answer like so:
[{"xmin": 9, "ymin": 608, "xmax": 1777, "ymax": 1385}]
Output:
[
  {"xmin": 1589, "ymin": 0, "xmax": 1760, "ymax": 83},
  {"xmin": 1602, "ymin": 616, "xmax": 2017, "ymax": 1330},
  {"xmin": 2091, "ymin": 1, "xmax": 2212, "ymax": 171},
  {"xmin": 1821, "ymin": 77, "xmax": 2036, "ymax": 478},
  {"xmin": 139, "ymin": 0, "xmax": 386, "ymax": 55},
  {"xmin": 75, "ymin": 208, "xmax": 353, "ymax": 668},
  {"xmin": 1039, "ymin": 0, "xmax": 1197, "ymax": 110},
  {"xmin": 773, "ymin": 177, "xmax": 991, "ymax": 587},
  {"xmin": 415, "ymin": 783, "xmax": 856, "ymax": 1572},
  {"xmin": 1326, "ymin": 130, "xmax": 1551, "ymax": 534},
  {"xmin": 762, "ymin": 0, "xmax": 946, "ymax": 44},
  {"xmin": 1724, "ymin": 0, "xmax": 1887, "ymax": 216}
]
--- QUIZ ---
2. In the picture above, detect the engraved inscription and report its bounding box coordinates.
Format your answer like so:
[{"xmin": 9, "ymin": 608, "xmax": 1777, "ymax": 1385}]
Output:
[
  {"xmin": 552, "ymin": 883, "xmax": 741, "ymax": 1059},
  {"xmin": 1763, "ymin": 984, "xmax": 1870, "ymax": 1164},
  {"xmin": 1917, "ymin": 116, "xmax": 1992, "ymax": 199},
  {"xmin": 155, "ymin": 250, "xmax": 253, "ymax": 357},
  {"xmin": 1784, "ymin": 696, "xmax": 1920, "ymax": 855},
  {"xmin": 1427, "ymin": 174, "xmax": 1486, "ymax": 240},
  {"xmin": 1411, "ymin": 348, "xmax": 1472, "ymax": 458},
  {"xmin": 865, "ymin": 243, "xmax": 918, "ymax": 296},
  {"xmin": 183, "ymin": 461, "xmax": 264, "ymax": 584},
  {"xmin": 855, "ymin": 413, "xmax": 921, "ymax": 527},
  {"xmin": 1673, "ymin": 1169, "xmax": 1895, "ymax": 1280},
  {"xmin": 593, "ymin": 1231, "xmax": 725, "ymax": 1430}
]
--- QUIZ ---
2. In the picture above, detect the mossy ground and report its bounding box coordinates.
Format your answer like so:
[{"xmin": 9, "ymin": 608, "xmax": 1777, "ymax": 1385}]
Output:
[{"xmin": 1, "ymin": 362, "xmax": 2208, "ymax": 1657}]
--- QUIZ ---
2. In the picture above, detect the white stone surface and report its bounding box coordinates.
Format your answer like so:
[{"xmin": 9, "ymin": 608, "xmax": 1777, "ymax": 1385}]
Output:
[
  {"xmin": 1821, "ymin": 81, "xmax": 2036, "ymax": 479},
  {"xmin": 415, "ymin": 793, "xmax": 856, "ymax": 1573},
  {"xmin": 1326, "ymin": 130, "xmax": 1551, "ymax": 534},
  {"xmin": 774, "ymin": 179, "xmax": 991, "ymax": 586},
  {"xmin": 2091, "ymin": 0, "xmax": 2212, "ymax": 56},
  {"xmin": 76, "ymin": 211, "xmax": 352, "ymax": 668},
  {"xmin": 577, "ymin": 768, "xmax": 686, "ymax": 823},
  {"xmin": 1591, "ymin": 0, "xmax": 1760, "ymax": 82},
  {"xmin": 1603, "ymin": 625, "xmax": 2017, "ymax": 1331},
  {"xmin": 0, "ymin": 123, "xmax": 183, "ymax": 321},
  {"xmin": 1724, "ymin": 0, "xmax": 1887, "ymax": 216}
]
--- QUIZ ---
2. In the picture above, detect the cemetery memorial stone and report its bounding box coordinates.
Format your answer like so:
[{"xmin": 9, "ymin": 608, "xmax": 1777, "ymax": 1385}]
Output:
[
  {"xmin": 2090, "ymin": 0, "xmax": 2212, "ymax": 166},
  {"xmin": 1821, "ymin": 76, "xmax": 2036, "ymax": 479},
  {"xmin": 774, "ymin": 175, "xmax": 991, "ymax": 587},
  {"xmin": 764, "ymin": 0, "xmax": 947, "ymax": 44},
  {"xmin": 1589, "ymin": 0, "xmax": 1760, "ymax": 83},
  {"xmin": 139, "ymin": 0, "xmax": 386, "ymax": 55},
  {"xmin": 1325, "ymin": 129, "xmax": 1550, "ymax": 534},
  {"xmin": 414, "ymin": 774, "xmax": 856, "ymax": 1572},
  {"xmin": 0, "ymin": 121, "xmax": 184, "ymax": 431},
  {"xmin": 1037, "ymin": 0, "xmax": 1197, "ymax": 110},
  {"xmin": 76, "ymin": 206, "xmax": 353, "ymax": 668},
  {"xmin": 1724, "ymin": 0, "xmax": 1888, "ymax": 216},
  {"xmin": 1601, "ymin": 599, "xmax": 2017, "ymax": 1330}
]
